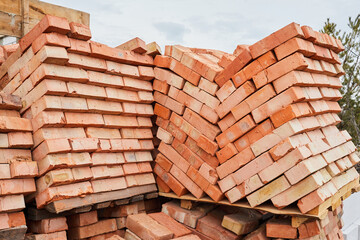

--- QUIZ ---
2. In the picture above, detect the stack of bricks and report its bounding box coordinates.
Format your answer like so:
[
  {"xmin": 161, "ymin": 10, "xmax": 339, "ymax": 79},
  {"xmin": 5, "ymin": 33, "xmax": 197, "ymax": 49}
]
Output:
[
  {"xmin": 0, "ymin": 15, "xmax": 158, "ymax": 214},
  {"xmin": 153, "ymin": 46, "xmax": 228, "ymax": 202},
  {"xmin": 27, "ymin": 216, "xmax": 68, "ymax": 240},
  {"xmin": 0, "ymin": 93, "xmax": 37, "ymax": 239},
  {"xmin": 121, "ymin": 200, "xmax": 345, "ymax": 240},
  {"xmin": 0, "ymin": 43, "xmax": 19, "ymax": 66},
  {"xmin": 153, "ymin": 22, "xmax": 360, "ymax": 214}
]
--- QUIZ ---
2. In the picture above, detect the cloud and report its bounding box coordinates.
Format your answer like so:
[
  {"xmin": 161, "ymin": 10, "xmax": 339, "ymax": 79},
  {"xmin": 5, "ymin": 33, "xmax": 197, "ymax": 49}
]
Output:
[{"xmin": 153, "ymin": 21, "xmax": 190, "ymax": 43}]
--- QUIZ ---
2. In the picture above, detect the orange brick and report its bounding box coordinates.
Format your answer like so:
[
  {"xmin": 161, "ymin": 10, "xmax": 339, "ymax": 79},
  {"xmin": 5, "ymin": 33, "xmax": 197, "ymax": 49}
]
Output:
[
  {"xmin": 154, "ymin": 55, "xmax": 172, "ymax": 68},
  {"xmin": 69, "ymin": 22, "xmax": 92, "ymax": 40},
  {"xmin": 154, "ymin": 164, "xmax": 187, "ymax": 196},
  {"xmin": 216, "ymin": 115, "xmax": 256, "ymax": 148},
  {"xmin": 154, "ymin": 103, "xmax": 171, "ymax": 119},
  {"xmin": 171, "ymin": 165, "xmax": 204, "ymax": 199},
  {"xmin": 215, "ymin": 81, "xmax": 256, "ymax": 119},
  {"xmin": 19, "ymin": 15, "xmax": 70, "ymax": 52},
  {"xmin": 32, "ymin": 138, "xmax": 71, "ymax": 162},
  {"xmin": 7, "ymin": 132, "xmax": 33, "ymax": 148},
  {"xmin": 199, "ymin": 104, "xmax": 219, "ymax": 124},
  {"xmin": 216, "ymin": 143, "xmax": 238, "ymax": 164},
  {"xmin": 215, "ymin": 80, "xmax": 236, "ymax": 102},
  {"xmin": 0, "ymin": 178, "xmax": 36, "ymax": 195},
  {"xmin": 68, "ymin": 219, "xmax": 117, "ymax": 239},
  {"xmin": 68, "ymin": 38, "xmax": 91, "ymax": 55},
  {"xmin": 266, "ymin": 219, "xmax": 297, "ymax": 239},
  {"xmin": 158, "ymin": 142, "xmax": 190, "ymax": 173},
  {"xmin": 32, "ymin": 32, "xmax": 70, "ymax": 54},
  {"xmin": 116, "ymin": 37, "xmax": 147, "ymax": 54},
  {"xmin": 65, "ymin": 112, "xmax": 104, "ymax": 127},
  {"xmin": 67, "ymin": 211, "xmax": 98, "ymax": 227},
  {"xmin": 28, "ymin": 217, "xmax": 68, "ymax": 234},
  {"xmin": 156, "ymin": 176, "xmax": 171, "ymax": 193},
  {"xmin": 249, "ymin": 22, "xmax": 304, "ymax": 59},
  {"xmin": 10, "ymin": 161, "xmax": 38, "ymax": 178},
  {"xmin": 149, "ymin": 212, "xmax": 191, "ymax": 238}
]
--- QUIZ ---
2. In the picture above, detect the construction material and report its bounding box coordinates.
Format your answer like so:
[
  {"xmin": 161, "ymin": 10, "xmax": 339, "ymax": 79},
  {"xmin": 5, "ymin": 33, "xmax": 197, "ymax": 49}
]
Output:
[
  {"xmin": 152, "ymin": 22, "xmax": 360, "ymax": 215},
  {"xmin": 0, "ymin": 14, "xmax": 158, "ymax": 213}
]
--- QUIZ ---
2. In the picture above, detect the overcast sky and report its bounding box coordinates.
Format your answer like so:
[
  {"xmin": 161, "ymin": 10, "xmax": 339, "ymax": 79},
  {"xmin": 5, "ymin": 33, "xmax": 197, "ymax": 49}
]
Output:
[{"xmin": 44, "ymin": 0, "xmax": 358, "ymax": 54}]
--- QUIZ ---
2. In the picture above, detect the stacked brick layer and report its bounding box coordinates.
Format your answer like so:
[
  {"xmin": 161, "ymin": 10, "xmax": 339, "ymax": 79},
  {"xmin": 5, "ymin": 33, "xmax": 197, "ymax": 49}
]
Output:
[
  {"xmin": 0, "ymin": 15, "xmax": 158, "ymax": 213},
  {"xmin": 0, "ymin": 93, "xmax": 38, "ymax": 238},
  {"xmin": 153, "ymin": 22, "xmax": 360, "ymax": 214}
]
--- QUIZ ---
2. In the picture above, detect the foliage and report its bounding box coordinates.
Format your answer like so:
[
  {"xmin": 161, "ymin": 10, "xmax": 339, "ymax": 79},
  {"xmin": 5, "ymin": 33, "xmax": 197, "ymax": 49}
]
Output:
[{"xmin": 321, "ymin": 15, "xmax": 360, "ymax": 146}]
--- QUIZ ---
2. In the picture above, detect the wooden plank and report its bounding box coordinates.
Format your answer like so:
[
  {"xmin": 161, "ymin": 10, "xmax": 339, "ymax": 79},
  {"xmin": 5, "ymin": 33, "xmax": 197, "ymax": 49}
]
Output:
[
  {"xmin": 0, "ymin": 0, "xmax": 89, "ymax": 38},
  {"xmin": 159, "ymin": 192, "xmax": 319, "ymax": 218},
  {"xmin": 28, "ymin": 0, "xmax": 89, "ymax": 26}
]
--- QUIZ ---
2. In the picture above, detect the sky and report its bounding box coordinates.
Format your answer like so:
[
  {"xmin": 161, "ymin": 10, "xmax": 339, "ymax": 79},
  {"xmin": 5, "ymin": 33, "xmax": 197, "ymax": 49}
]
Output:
[{"xmin": 43, "ymin": 0, "xmax": 359, "ymax": 54}]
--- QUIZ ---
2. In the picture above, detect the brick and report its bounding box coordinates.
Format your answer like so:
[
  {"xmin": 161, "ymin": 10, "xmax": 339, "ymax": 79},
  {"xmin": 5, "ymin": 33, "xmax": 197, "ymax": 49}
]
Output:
[
  {"xmin": 65, "ymin": 112, "xmax": 104, "ymax": 127},
  {"xmin": 36, "ymin": 168, "xmax": 74, "ymax": 192},
  {"xmin": 221, "ymin": 209, "xmax": 262, "ymax": 235},
  {"xmin": 7, "ymin": 132, "xmax": 33, "ymax": 148},
  {"xmin": 183, "ymin": 108, "xmax": 220, "ymax": 141},
  {"xmin": 68, "ymin": 38, "xmax": 91, "ymax": 55},
  {"xmin": 249, "ymin": 22, "xmax": 304, "ymax": 59},
  {"xmin": 172, "ymin": 139, "xmax": 203, "ymax": 169},
  {"xmin": 68, "ymin": 219, "xmax": 117, "ymax": 239},
  {"xmin": 234, "ymin": 119, "xmax": 274, "ymax": 152},
  {"xmin": 232, "ymin": 152, "xmax": 273, "ymax": 185},
  {"xmin": 33, "ymin": 128, "xmax": 85, "ymax": 147},
  {"xmin": 196, "ymin": 212, "xmax": 239, "ymax": 240},
  {"xmin": 154, "ymin": 92, "xmax": 184, "ymax": 115},
  {"xmin": 159, "ymin": 142, "xmax": 190, "ymax": 173},
  {"xmin": 0, "ymin": 115, "xmax": 32, "ymax": 132},
  {"xmin": 259, "ymin": 146, "xmax": 311, "ymax": 183},
  {"xmin": 10, "ymin": 161, "xmax": 38, "ymax": 178},
  {"xmin": 154, "ymin": 164, "xmax": 187, "ymax": 196},
  {"xmin": 116, "ymin": 37, "xmax": 147, "ymax": 54},
  {"xmin": 154, "ymin": 103, "xmax": 171, "ymax": 119},
  {"xmin": 69, "ymin": 22, "xmax": 91, "ymax": 40},
  {"xmin": 67, "ymin": 81, "xmax": 107, "ymax": 99},
  {"xmin": 216, "ymin": 115, "xmax": 256, "ymax": 148},
  {"xmin": 67, "ymin": 53, "xmax": 107, "ymax": 71},
  {"xmin": 154, "ymin": 67, "xmax": 184, "ymax": 89},
  {"xmin": 69, "ymin": 138, "xmax": 98, "ymax": 152},
  {"xmin": 0, "ymin": 212, "xmax": 26, "ymax": 230},
  {"xmin": 170, "ymin": 164, "xmax": 204, "ymax": 199},
  {"xmin": 198, "ymin": 77, "xmax": 218, "ymax": 95},
  {"xmin": 266, "ymin": 219, "xmax": 297, "ymax": 239},
  {"xmin": 216, "ymin": 80, "xmax": 236, "ymax": 102},
  {"xmin": 274, "ymin": 38, "xmax": 316, "ymax": 60},
  {"xmin": 161, "ymin": 201, "xmax": 209, "ymax": 228},
  {"xmin": 149, "ymin": 212, "xmax": 192, "ymax": 238},
  {"xmin": 216, "ymin": 81, "xmax": 256, "ymax": 119},
  {"xmin": 32, "ymin": 138, "xmax": 71, "ymax": 162},
  {"xmin": 216, "ymin": 147, "xmax": 255, "ymax": 179},
  {"xmin": 271, "ymin": 170, "xmax": 331, "ymax": 208},
  {"xmin": 251, "ymin": 86, "xmax": 306, "ymax": 123},
  {"xmin": 246, "ymin": 176, "xmax": 291, "ymax": 207},
  {"xmin": 0, "ymin": 195, "xmax": 25, "ymax": 212},
  {"xmin": 31, "ymin": 32, "xmax": 70, "ymax": 54},
  {"xmin": 231, "ymin": 84, "xmax": 276, "ymax": 121},
  {"xmin": 154, "ymin": 55, "xmax": 172, "ymax": 68},
  {"xmin": 126, "ymin": 213, "xmax": 173, "ymax": 240},
  {"xmin": 20, "ymin": 15, "xmax": 70, "ymax": 52},
  {"xmin": 29, "ymin": 63, "xmax": 88, "ymax": 87},
  {"xmin": 226, "ymin": 175, "xmax": 264, "ymax": 203},
  {"xmin": 0, "ymin": 164, "xmax": 10, "ymax": 179},
  {"xmin": 123, "ymin": 77, "xmax": 153, "ymax": 92},
  {"xmin": 0, "ymin": 178, "xmax": 35, "ymax": 195},
  {"xmin": 199, "ymin": 104, "xmax": 219, "ymax": 124},
  {"xmin": 215, "ymin": 49, "xmax": 253, "ymax": 87},
  {"xmin": 184, "ymin": 138, "xmax": 219, "ymax": 168},
  {"xmin": 35, "ymin": 181, "xmax": 93, "ymax": 208},
  {"xmin": 28, "ymin": 217, "xmax": 68, "ymax": 234}
]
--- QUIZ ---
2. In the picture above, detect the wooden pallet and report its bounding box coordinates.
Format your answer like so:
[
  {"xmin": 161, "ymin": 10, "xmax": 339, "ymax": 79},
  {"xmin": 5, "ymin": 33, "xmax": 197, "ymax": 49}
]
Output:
[{"xmin": 159, "ymin": 177, "xmax": 360, "ymax": 219}]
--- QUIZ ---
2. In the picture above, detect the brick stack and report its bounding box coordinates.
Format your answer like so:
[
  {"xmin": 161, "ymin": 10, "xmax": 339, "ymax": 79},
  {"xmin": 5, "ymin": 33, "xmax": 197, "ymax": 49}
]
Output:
[
  {"xmin": 0, "ymin": 14, "xmax": 158, "ymax": 213},
  {"xmin": 153, "ymin": 22, "xmax": 360, "ymax": 214},
  {"xmin": 0, "ymin": 92, "xmax": 37, "ymax": 239},
  {"xmin": 121, "ymin": 200, "xmax": 345, "ymax": 240},
  {"xmin": 153, "ymin": 46, "xmax": 230, "ymax": 202}
]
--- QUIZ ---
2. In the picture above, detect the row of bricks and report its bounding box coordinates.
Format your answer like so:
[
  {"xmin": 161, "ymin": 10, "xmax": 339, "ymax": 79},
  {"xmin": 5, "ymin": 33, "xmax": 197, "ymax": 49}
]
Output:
[
  {"xmin": 35, "ymin": 173, "xmax": 155, "ymax": 208},
  {"xmin": 33, "ymin": 127, "xmax": 153, "ymax": 148},
  {"xmin": 22, "ymin": 91, "xmax": 153, "ymax": 120},
  {"xmin": 217, "ymin": 99, "xmax": 342, "ymax": 164},
  {"xmin": 13, "ymin": 15, "xmax": 153, "ymax": 70},
  {"xmin": 216, "ymin": 72, "xmax": 341, "ymax": 124},
  {"xmin": 11, "ymin": 75, "xmax": 153, "ymax": 115},
  {"xmin": 34, "ymin": 151, "xmax": 152, "ymax": 176},
  {"xmin": 36, "ymin": 162, "xmax": 153, "ymax": 193},
  {"xmin": 217, "ymin": 113, "xmax": 342, "ymax": 180},
  {"xmin": 220, "ymin": 131, "xmax": 354, "ymax": 197},
  {"xmin": 223, "ymin": 138, "xmax": 358, "ymax": 206},
  {"xmin": 214, "ymin": 23, "xmax": 343, "ymax": 87},
  {"xmin": 30, "ymin": 111, "xmax": 152, "ymax": 132},
  {"xmin": 32, "ymin": 138, "xmax": 154, "ymax": 162},
  {"xmin": 230, "ymin": 37, "xmax": 342, "ymax": 91},
  {"xmin": 6, "ymin": 43, "xmax": 154, "ymax": 89}
]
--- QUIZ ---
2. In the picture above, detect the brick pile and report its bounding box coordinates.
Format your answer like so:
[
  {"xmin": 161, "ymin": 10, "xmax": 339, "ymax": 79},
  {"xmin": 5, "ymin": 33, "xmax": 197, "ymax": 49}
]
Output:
[
  {"xmin": 153, "ymin": 22, "xmax": 360, "ymax": 214},
  {"xmin": 0, "ymin": 93, "xmax": 37, "ymax": 239},
  {"xmin": 121, "ymin": 200, "xmax": 345, "ymax": 240},
  {"xmin": 0, "ymin": 15, "xmax": 159, "ymax": 214}
]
